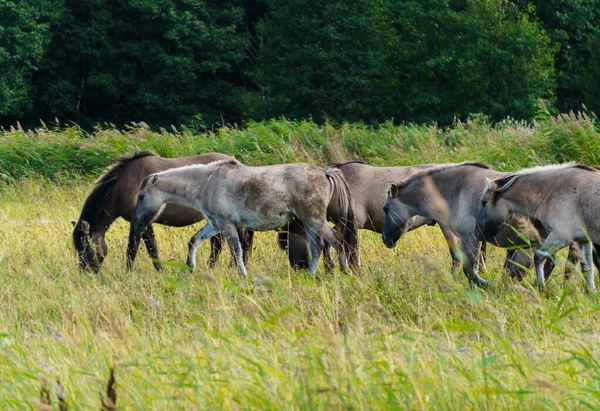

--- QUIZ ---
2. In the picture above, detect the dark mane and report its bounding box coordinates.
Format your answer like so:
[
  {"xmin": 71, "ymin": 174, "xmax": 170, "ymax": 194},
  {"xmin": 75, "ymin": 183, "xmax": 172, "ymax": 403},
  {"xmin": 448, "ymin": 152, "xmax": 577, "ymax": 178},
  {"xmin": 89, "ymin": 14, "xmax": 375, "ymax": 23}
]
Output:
[
  {"xmin": 396, "ymin": 161, "xmax": 491, "ymax": 190},
  {"xmin": 77, "ymin": 150, "xmax": 157, "ymax": 228},
  {"xmin": 220, "ymin": 159, "xmax": 241, "ymax": 167},
  {"xmin": 416, "ymin": 161, "xmax": 491, "ymax": 178},
  {"xmin": 574, "ymin": 164, "xmax": 600, "ymax": 172},
  {"xmin": 333, "ymin": 160, "xmax": 365, "ymax": 168}
]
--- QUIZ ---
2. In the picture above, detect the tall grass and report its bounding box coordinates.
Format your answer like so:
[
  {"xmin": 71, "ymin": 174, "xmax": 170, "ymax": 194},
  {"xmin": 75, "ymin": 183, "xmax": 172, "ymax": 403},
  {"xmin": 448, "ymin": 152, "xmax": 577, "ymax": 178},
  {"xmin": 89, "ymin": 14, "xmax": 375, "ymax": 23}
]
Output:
[
  {"xmin": 1, "ymin": 111, "xmax": 600, "ymax": 408},
  {"xmin": 1, "ymin": 174, "xmax": 600, "ymax": 409},
  {"xmin": 1, "ymin": 107, "xmax": 599, "ymax": 184}
]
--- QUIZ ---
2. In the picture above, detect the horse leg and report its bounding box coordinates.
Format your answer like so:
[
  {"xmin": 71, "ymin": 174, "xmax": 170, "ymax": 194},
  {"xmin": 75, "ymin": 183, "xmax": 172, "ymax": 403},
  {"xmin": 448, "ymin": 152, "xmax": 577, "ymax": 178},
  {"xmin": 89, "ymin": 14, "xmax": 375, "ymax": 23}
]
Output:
[
  {"xmin": 208, "ymin": 234, "xmax": 225, "ymax": 267},
  {"xmin": 323, "ymin": 242, "xmax": 335, "ymax": 272},
  {"xmin": 141, "ymin": 225, "xmax": 163, "ymax": 272},
  {"xmin": 581, "ymin": 241, "xmax": 596, "ymax": 292},
  {"xmin": 478, "ymin": 241, "xmax": 487, "ymax": 272},
  {"xmin": 239, "ymin": 229, "xmax": 254, "ymax": 266},
  {"xmin": 282, "ymin": 219, "xmax": 311, "ymax": 269},
  {"xmin": 439, "ymin": 225, "xmax": 462, "ymax": 272},
  {"xmin": 304, "ymin": 224, "xmax": 325, "ymax": 276},
  {"xmin": 221, "ymin": 223, "xmax": 247, "ymax": 277},
  {"xmin": 312, "ymin": 221, "xmax": 348, "ymax": 273},
  {"xmin": 459, "ymin": 236, "xmax": 487, "ymax": 287},
  {"xmin": 449, "ymin": 249, "xmax": 461, "ymax": 272},
  {"xmin": 335, "ymin": 223, "xmax": 359, "ymax": 271},
  {"xmin": 535, "ymin": 233, "xmax": 568, "ymax": 289},
  {"xmin": 565, "ymin": 242, "xmax": 582, "ymax": 281},
  {"xmin": 127, "ymin": 227, "xmax": 143, "ymax": 270},
  {"xmin": 186, "ymin": 222, "xmax": 220, "ymax": 270},
  {"xmin": 504, "ymin": 249, "xmax": 523, "ymax": 280}
]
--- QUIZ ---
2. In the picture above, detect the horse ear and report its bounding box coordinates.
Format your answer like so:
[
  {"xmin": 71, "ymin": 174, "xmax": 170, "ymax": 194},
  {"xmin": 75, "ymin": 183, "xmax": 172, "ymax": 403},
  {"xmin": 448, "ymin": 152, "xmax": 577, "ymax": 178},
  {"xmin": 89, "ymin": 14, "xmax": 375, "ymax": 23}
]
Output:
[
  {"xmin": 390, "ymin": 184, "xmax": 400, "ymax": 198},
  {"xmin": 80, "ymin": 220, "xmax": 90, "ymax": 235},
  {"xmin": 145, "ymin": 174, "xmax": 159, "ymax": 187},
  {"xmin": 71, "ymin": 220, "xmax": 77, "ymax": 227},
  {"xmin": 497, "ymin": 175, "xmax": 519, "ymax": 192},
  {"xmin": 482, "ymin": 175, "xmax": 497, "ymax": 192}
]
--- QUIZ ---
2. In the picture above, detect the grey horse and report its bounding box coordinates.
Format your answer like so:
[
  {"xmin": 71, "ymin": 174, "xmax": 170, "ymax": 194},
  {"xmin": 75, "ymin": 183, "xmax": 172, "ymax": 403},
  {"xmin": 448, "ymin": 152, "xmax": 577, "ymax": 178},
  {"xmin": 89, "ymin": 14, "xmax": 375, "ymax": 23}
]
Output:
[
  {"xmin": 478, "ymin": 163, "xmax": 600, "ymax": 291},
  {"xmin": 382, "ymin": 162, "xmax": 554, "ymax": 286},
  {"xmin": 131, "ymin": 159, "xmax": 357, "ymax": 277}
]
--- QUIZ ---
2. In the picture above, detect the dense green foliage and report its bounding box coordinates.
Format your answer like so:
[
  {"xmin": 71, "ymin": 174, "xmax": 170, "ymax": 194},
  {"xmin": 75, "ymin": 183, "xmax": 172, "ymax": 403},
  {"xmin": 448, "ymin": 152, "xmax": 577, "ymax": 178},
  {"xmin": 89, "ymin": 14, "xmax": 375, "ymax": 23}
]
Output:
[
  {"xmin": 390, "ymin": 0, "xmax": 556, "ymax": 123},
  {"xmin": 248, "ymin": 0, "xmax": 397, "ymax": 123},
  {"xmin": 521, "ymin": 0, "xmax": 600, "ymax": 113},
  {"xmin": 1, "ymin": 111, "xmax": 598, "ymax": 184},
  {"xmin": 0, "ymin": 0, "xmax": 54, "ymax": 117},
  {"xmin": 1, "ymin": 0, "xmax": 599, "ymax": 128}
]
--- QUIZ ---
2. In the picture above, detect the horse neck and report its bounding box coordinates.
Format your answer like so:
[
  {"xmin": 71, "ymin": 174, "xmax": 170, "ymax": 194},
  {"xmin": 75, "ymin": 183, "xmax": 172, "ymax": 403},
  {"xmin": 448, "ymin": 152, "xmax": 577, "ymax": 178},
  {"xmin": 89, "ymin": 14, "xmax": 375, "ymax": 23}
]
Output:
[
  {"xmin": 501, "ymin": 175, "xmax": 551, "ymax": 217},
  {"xmin": 158, "ymin": 181, "xmax": 201, "ymax": 210},
  {"xmin": 89, "ymin": 212, "xmax": 114, "ymax": 241},
  {"xmin": 402, "ymin": 176, "xmax": 445, "ymax": 220}
]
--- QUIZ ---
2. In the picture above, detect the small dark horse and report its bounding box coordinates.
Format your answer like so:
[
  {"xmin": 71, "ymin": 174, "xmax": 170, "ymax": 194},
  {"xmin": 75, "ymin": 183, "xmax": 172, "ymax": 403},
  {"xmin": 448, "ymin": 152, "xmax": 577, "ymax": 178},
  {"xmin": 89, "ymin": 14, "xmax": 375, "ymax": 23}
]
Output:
[{"xmin": 72, "ymin": 150, "xmax": 254, "ymax": 272}]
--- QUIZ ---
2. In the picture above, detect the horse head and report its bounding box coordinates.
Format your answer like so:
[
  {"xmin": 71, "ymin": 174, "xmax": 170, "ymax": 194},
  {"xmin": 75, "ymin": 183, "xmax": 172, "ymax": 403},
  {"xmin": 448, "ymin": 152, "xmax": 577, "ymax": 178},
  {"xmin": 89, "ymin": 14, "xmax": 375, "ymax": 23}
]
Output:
[{"xmin": 71, "ymin": 219, "xmax": 107, "ymax": 272}]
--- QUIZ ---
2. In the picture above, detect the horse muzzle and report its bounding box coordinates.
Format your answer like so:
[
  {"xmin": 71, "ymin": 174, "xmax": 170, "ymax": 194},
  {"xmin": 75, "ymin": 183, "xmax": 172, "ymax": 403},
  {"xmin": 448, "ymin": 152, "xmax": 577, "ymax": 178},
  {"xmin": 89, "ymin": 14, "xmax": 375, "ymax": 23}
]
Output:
[{"xmin": 382, "ymin": 232, "xmax": 400, "ymax": 248}]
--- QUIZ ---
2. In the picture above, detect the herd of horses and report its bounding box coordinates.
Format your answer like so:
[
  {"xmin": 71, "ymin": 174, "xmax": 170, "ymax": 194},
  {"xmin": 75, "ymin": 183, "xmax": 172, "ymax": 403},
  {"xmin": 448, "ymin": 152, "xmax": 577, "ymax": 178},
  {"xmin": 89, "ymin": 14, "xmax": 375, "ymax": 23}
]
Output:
[{"xmin": 71, "ymin": 150, "xmax": 600, "ymax": 291}]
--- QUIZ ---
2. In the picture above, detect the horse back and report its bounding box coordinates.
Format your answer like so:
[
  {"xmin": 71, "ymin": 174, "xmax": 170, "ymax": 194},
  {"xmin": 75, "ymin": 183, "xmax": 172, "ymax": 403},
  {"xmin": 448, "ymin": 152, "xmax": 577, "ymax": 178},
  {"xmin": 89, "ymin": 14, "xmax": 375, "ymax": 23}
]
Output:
[
  {"xmin": 111, "ymin": 153, "xmax": 232, "ymax": 223},
  {"xmin": 330, "ymin": 162, "xmax": 438, "ymax": 232}
]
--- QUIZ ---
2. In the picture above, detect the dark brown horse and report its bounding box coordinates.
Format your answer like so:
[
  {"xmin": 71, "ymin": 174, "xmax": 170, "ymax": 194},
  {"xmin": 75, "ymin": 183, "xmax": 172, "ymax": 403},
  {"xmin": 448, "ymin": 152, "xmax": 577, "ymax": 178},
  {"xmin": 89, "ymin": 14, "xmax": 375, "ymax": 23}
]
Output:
[{"xmin": 72, "ymin": 150, "xmax": 253, "ymax": 272}]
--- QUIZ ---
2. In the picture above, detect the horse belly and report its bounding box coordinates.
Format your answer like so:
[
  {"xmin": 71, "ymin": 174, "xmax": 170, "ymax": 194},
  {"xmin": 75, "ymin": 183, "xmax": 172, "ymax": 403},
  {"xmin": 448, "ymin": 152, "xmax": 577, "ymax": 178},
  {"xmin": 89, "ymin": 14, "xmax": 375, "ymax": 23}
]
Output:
[
  {"xmin": 233, "ymin": 210, "xmax": 293, "ymax": 232},
  {"xmin": 154, "ymin": 204, "xmax": 204, "ymax": 227}
]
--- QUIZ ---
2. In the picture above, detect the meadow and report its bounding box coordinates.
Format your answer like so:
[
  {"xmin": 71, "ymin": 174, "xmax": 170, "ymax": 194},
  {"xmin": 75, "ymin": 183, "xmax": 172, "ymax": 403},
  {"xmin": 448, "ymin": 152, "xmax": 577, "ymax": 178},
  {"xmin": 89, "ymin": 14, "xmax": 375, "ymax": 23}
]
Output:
[{"xmin": 1, "ymin": 112, "xmax": 600, "ymax": 409}]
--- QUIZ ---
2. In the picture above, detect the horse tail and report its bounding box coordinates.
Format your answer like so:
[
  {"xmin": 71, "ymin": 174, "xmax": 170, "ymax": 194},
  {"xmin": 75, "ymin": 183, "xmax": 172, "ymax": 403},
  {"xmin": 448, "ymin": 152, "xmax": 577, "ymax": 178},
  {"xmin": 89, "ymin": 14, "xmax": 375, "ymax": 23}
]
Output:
[{"xmin": 325, "ymin": 167, "xmax": 359, "ymax": 270}]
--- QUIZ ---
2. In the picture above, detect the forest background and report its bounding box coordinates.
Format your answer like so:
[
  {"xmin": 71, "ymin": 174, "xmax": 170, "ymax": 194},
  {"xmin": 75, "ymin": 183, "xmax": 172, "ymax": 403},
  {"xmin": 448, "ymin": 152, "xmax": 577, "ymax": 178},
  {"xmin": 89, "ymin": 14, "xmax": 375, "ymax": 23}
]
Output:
[{"xmin": 2, "ymin": 0, "xmax": 599, "ymax": 130}]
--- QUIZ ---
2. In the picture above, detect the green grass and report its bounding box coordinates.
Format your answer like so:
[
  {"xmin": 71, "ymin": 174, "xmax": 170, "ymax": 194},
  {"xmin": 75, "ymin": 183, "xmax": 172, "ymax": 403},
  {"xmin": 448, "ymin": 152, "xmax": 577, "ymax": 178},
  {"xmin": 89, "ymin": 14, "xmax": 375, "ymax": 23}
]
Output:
[
  {"xmin": 1, "ymin": 106, "xmax": 599, "ymax": 184},
  {"xmin": 1, "ymin": 110, "xmax": 600, "ymax": 408},
  {"xmin": 1, "ymin": 179, "xmax": 600, "ymax": 409}
]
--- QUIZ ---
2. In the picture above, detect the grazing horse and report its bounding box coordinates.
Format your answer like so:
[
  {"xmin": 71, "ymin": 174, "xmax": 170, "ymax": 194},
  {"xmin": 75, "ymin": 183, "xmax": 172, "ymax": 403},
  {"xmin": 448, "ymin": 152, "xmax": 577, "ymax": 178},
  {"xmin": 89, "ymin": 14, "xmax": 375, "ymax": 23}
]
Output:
[
  {"xmin": 131, "ymin": 159, "xmax": 357, "ymax": 277},
  {"xmin": 72, "ymin": 150, "xmax": 253, "ymax": 272},
  {"xmin": 478, "ymin": 163, "xmax": 600, "ymax": 291},
  {"xmin": 381, "ymin": 162, "xmax": 554, "ymax": 287},
  {"xmin": 280, "ymin": 161, "xmax": 532, "ymax": 279},
  {"xmin": 279, "ymin": 161, "xmax": 438, "ymax": 269}
]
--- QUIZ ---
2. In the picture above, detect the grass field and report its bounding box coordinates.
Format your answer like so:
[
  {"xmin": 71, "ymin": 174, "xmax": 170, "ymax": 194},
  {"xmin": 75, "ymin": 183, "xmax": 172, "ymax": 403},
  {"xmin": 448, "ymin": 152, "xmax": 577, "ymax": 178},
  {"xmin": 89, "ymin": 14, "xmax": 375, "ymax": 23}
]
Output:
[{"xmin": 1, "ymin": 179, "xmax": 600, "ymax": 409}]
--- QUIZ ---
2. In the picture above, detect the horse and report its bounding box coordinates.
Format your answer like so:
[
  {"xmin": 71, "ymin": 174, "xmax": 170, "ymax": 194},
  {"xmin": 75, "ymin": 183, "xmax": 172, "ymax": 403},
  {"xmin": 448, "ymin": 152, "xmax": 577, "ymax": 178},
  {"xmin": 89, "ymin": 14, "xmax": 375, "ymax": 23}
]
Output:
[
  {"xmin": 131, "ymin": 159, "xmax": 357, "ymax": 277},
  {"xmin": 72, "ymin": 150, "xmax": 254, "ymax": 272},
  {"xmin": 381, "ymin": 162, "xmax": 556, "ymax": 287},
  {"xmin": 478, "ymin": 163, "xmax": 600, "ymax": 291},
  {"xmin": 278, "ymin": 161, "xmax": 438, "ymax": 269},
  {"xmin": 279, "ymin": 161, "xmax": 530, "ymax": 279}
]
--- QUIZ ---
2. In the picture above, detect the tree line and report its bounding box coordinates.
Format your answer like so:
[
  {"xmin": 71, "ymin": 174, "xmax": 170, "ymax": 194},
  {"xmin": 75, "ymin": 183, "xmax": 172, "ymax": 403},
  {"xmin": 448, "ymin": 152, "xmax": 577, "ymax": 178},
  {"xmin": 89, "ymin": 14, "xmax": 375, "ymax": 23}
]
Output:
[{"xmin": 1, "ymin": 0, "xmax": 599, "ymax": 129}]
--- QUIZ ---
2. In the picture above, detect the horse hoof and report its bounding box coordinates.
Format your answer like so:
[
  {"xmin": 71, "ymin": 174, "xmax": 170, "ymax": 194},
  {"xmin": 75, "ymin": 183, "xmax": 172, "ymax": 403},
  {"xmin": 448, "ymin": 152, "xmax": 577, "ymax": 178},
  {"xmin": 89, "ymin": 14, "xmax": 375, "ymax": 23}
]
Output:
[{"xmin": 471, "ymin": 278, "xmax": 487, "ymax": 289}]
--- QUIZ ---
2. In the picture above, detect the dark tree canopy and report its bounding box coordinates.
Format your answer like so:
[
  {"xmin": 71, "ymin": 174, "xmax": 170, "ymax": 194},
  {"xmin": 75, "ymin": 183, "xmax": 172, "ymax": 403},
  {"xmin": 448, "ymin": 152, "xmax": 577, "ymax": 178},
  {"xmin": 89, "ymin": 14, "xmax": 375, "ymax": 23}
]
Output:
[{"xmin": 0, "ymin": 0, "xmax": 598, "ymax": 128}]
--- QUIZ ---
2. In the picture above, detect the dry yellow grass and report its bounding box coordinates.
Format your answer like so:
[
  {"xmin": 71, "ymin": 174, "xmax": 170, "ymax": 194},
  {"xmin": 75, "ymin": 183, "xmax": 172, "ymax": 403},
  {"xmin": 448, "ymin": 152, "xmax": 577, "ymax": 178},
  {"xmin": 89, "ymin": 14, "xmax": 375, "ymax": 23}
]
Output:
[{"xmin": 1, "ymin": 180, "xmax": 600, "ymax": 409}]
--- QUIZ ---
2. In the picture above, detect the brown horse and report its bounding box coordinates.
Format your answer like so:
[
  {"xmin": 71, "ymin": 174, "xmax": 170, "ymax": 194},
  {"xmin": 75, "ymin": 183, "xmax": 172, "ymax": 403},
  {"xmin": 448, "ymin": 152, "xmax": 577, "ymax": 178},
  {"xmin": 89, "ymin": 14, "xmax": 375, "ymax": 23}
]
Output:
[{"xmin": 72, "ymin": 150, "xmax": 253, "ymax": 272}]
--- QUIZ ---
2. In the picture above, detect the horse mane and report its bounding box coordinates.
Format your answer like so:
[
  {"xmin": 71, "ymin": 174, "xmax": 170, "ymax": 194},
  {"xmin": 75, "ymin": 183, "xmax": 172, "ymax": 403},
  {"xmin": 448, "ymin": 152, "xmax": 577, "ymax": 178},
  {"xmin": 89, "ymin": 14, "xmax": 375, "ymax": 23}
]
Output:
[
  {"xmin": 78, "ymin": 150, "xmax": 157, "ymax": 227},
  {"xmin": 492, "ymin": 162, "xmax": 598, "ymax": 196},
  {"xmin": 394, "ymin": 161, "xmax": 491, "ymax": 191},
  {"xmin": 157, "ymin": 158, "xmax": 240, "ymax": 178},
  {"xmin": 153, "ymin": 158, "xmax": 241, "ymax": 198},
  {"xmin": 333, "ymin": 160, "xmax": 365, "ymax": 168}
]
